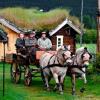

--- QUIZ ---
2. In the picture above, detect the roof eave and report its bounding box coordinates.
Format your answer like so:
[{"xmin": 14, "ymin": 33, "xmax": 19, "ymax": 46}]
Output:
[
  {"xmin": 0, "ymin": 18, "xmax": 21, "ymax": 34},
  {"xmin": 49, "ymin": 18, "xmax": 81, "ymax": 36}
]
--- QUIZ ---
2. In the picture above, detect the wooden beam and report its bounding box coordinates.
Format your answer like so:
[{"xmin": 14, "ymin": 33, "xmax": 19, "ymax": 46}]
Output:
[{"xmin": 97, "ymin": 0, "xmax": 100, "ymax": 52}]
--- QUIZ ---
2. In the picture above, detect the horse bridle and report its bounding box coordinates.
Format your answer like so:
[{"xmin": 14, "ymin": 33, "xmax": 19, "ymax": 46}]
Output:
[
  {"xmin": 62, "ymin": 49, "xmax": 71, "ymax": 61},
  {"xmin": 70, "ymin": 51, "xmax": 91, "ymax": 74}
]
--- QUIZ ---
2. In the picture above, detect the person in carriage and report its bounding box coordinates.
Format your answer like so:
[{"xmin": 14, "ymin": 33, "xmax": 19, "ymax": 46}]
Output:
[
  {"xmin": 37, "ymin": 31, "xmax": 52, "ymax": 51},
  {"xmin": 25, "ymin": 31, "xmax": 37, "ymax": 48},
  {"xmin": 15, "ymin": 33, "xmax": 25, "ymax": 55},
  {"xmin": 24, "ymin": 31, "xmax": 38, "ymax": 62}
]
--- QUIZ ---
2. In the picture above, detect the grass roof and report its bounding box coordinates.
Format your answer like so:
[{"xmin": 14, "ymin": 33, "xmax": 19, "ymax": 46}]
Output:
[{"xmin": 0, "ymin": 7, "xmax": 81, "ymax": 30}]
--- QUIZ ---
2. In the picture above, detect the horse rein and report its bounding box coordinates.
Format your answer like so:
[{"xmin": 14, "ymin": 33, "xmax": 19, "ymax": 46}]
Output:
[{"xmin": 42, "ymin": 51, "xmax": 70, "ymax": 70}]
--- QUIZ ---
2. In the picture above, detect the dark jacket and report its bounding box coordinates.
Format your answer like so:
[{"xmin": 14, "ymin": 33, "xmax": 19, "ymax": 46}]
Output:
[
  {"xmin": 25, "ymin": 37, "xmax": 37, "ymax": 47},
  {"xmin": 15, "ymin": 38, "xmax": 25, "ymax": 48}
]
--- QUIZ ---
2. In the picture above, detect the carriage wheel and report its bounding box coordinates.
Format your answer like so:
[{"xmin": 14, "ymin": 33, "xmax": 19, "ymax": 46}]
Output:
[
  {"xmin": 10, "ymin": 62, "xmax": 21, "ymax": 84},
  {"xmin": 24, "ymin": 67, "xmax": 32, "ymax": 86}
]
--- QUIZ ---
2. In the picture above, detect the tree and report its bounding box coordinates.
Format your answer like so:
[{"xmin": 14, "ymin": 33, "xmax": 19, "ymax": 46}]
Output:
[{"xmin": 83, "ymin": 15, "xmax": 96, "ymax": 29}]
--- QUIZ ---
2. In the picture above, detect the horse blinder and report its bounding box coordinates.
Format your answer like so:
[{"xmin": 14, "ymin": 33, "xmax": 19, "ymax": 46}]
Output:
[
  {"xmin": 82, "ymin": 64, "xmax": 88, "ymax": 68},
  {"xmin": 89, "ymin": 54, "xmax": 92, "ymax": 59}
]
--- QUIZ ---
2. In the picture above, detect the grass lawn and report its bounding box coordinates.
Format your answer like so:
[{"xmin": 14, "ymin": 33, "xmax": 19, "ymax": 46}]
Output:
[{"xmin": 0, "ymin": 62, "xmax": 100, "ymax": 100}]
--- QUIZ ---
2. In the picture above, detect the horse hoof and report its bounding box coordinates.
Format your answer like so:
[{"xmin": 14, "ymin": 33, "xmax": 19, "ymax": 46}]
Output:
[
  {"xmin": 53, "ymin": 89, "xmax": 57, "ymax": 92},
  {"xmin": 53, "ymin": 87, "xmax": 58, "ymax": 91},
  {"xmin": 43, "ymin": 87, "xmax": 46, "ymax": 90},
  {"xmin": 80, "ymin": 88, "xmax": 85, "ymax": 93},
  {"xmin": 60, "ymin": 92, "xmax": 63, "ymax": 95},
  {"xmin": 72, "ymin": 92, "xmax": 75, "ymax": 95},
  {"xmin": 47, "ymin": 88, "xmax": 50, "ymax": 91}
]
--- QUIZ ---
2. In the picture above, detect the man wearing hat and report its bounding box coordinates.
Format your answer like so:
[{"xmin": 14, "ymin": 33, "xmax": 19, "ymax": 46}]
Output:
[
  {"xmin": 25, "ymin": 31, "xmax": 37, "ymax": 47},
  {"xmin": 37, "ymin": 31, "xmax": 52, "ymax": 50},
  {"xmin": 24, "ymin": 31, "xmax": 37, "ymax": 62}
]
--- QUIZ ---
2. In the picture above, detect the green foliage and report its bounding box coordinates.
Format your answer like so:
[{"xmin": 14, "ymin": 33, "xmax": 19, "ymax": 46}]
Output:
[
  {"xmin": 83, "ymin": 15, "xmax": 96, "ymax": 29},
  {"xmin": 76, "ymin": 29, "xmax": 97, "ymax": 44}
]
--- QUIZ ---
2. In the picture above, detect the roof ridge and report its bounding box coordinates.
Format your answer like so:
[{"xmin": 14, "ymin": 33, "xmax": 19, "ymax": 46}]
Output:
[{"xmin": 49, "ymin": 18, "xmax": 81, "ymax": 36}]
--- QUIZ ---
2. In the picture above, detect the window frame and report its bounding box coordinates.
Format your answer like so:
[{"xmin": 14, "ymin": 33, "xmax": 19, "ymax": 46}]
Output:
[{"xmin": 56, "ymin": 35, "xmax": 63, "ymax": 50}]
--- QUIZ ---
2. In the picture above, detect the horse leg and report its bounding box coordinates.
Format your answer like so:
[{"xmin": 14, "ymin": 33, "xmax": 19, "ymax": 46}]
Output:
[
  {"xmin": 45, "ymin": 76, "xmax": 50, "ymax": 91},
  {"xmin": 53, "ymin": 74, "xmax": 59, "ymax": 91},
  {"xmin": 59, "ymin": 82, "xmax": 63, "ymax": 95},
  {"xmin": 71, "ymin": 74, "xmax": 76, "ymax": 95},
  {"xmin": 53, "ymin": 74, "xmax": 63, "ymax": 94},
  {"xmin": 58, "ymin": 75, "xmax": 66, "ymax": 95},
  {"xmin": 41, "ymin": 70, "xmax": 46, "ymax": 85},
  {"xmin": 82, "ymin": 68, "xmax": 87, "ymax": 84},
  {"xmin": 59, "ymin": 74, "xmax": 66, "ymax": 90},
  {"xmin": 80, "ymin": 71, "xmax": 86, "ymax": 93},
  {"xmin": 43, "ymin": 72, "xmax": 50, "ymax": 91}
]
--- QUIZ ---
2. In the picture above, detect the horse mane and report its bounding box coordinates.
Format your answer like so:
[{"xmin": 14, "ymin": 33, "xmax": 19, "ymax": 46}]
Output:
[
  {"xmin": 56, "ymin": 47, "xmax": 66, "ymax": 64},
  {"xmin": 73, "ymin": 47, "xmax": 88, "ymax": 65},
  {"xmin": 76, "ymin": 47, "xmax": 85, "ymax": 55}
]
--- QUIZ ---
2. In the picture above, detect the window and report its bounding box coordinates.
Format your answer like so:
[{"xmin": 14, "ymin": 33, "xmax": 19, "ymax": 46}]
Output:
[{"xmin": 56, "ymin": 35, "xmax": 63, "ymax": 50}]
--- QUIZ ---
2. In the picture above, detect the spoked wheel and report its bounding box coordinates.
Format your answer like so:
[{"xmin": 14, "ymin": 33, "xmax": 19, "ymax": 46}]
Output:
[
  {"xmin": 10, "ymin": 62, "xmax": 21, "ymax": 84},
  {"xmin": 24, "ymin": 67, "xmax": 32, "ymax": 86}
]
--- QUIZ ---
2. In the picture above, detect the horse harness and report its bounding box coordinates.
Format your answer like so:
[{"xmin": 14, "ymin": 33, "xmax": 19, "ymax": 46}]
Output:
[
  {"xmin": 69, "ymin": 52, "xmax": 88, "ymax": 74},
  {"xmin": 42, "ymin": 52, "xmax": 69, "ymax": 70}
]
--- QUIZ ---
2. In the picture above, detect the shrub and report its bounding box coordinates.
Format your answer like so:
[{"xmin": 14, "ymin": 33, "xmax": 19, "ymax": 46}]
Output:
[
  {"xmin": 83, "ymin": 15, "xmax": 96, "ymax": 29},
  {"xmin": 76, "ymin": 29, "xmax": 97, "ymax": 43}
]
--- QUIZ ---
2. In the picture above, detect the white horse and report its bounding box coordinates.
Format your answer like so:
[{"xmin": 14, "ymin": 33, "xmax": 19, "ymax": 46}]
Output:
[
  {"xmin": 67, "ymin": 47, "xmax": 92, "ymax": 95},
  {"xmin": 40, "ymin": 45, "xmax": 72, "ymax": 94}
]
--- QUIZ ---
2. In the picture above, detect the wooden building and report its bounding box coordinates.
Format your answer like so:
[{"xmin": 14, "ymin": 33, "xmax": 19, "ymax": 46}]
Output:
[
  {"xmin": 0, "ymin": 17, "xmax": 21, "ymax": 61},
  {"xmin": 49, "ymin": 19, "xmax": 81, "ymax": 52}
]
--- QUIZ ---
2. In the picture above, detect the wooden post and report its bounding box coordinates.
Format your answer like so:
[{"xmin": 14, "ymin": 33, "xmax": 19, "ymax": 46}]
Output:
[
  {"xmin": 80, "ymin": 0, "xmax": 84, "ymax": 47},
  {"xmin": 97, "ymin": 0, "xmax": 100, "ymax": 52},
  {"xmin": 3, "ymin": 42, "xmax": 6, "ymax": 96}
]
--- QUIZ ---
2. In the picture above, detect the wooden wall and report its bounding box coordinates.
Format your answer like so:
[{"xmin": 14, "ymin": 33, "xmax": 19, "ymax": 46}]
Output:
[
  {"xmin": 50, "ymin": 28, "xmax": 76, "ymax": 53},
  {"xmin": 0, "ymin": 27, "xmax": 18, "ymax": 61}
]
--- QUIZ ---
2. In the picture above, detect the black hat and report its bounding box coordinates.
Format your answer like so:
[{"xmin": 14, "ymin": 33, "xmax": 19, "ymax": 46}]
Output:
[{"xmin": 31, "ymin": 31, "xmax": 36, "ymax": 35}]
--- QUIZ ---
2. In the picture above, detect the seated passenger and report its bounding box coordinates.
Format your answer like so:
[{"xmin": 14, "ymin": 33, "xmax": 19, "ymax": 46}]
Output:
[
  {"xmin": 15, "ymin": 33, "xmax": 25, "ymax": 48},
  {"xmin": 25, "ymin": 31, "xmax": 37, "ymax": 47},
  {"xmin": 37, "ymin": 31, "xmax": 52, "ymax": 51},
  {"xmin": 25, "ymin": 31, "xmax": 37, "ymax": 62},
  {"xmin": 15, "ymin": 33, "xmax": 25, "ymax": 54}
]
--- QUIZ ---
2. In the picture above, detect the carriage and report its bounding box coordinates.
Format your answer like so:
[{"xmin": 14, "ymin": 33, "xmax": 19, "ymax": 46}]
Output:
[{"xmin": 9, "ymin": 48, "xmax": 56, "ymax": 86}]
